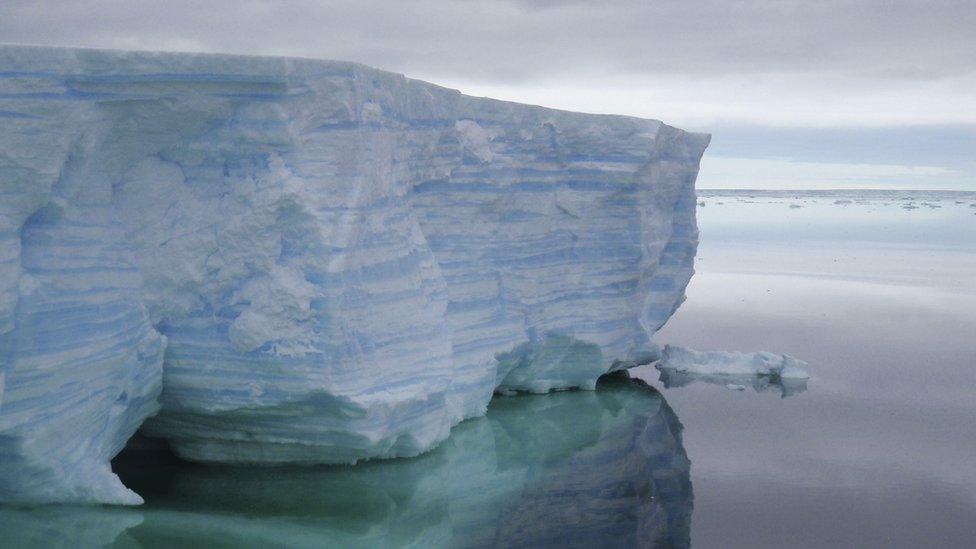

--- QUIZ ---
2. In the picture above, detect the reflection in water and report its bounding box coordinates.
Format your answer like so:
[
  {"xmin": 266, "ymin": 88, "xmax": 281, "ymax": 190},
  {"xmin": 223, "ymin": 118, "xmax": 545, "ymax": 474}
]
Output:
[
  {"xmin": 0, "ymin": 506, "xmax": 143, "ymax": 548},
  {"xmin": 0, "ymin": 375, "xmax": 692, "ymax": 548},
  {"xmin": 656, "ymin": 368, "xmax": 808, "ymax": 398}
]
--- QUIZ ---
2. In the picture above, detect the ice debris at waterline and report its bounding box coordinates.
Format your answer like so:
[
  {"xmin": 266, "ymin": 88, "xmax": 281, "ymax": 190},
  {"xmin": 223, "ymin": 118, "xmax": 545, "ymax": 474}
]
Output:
[
  {"xmin": 657, "ymin": 346, "xmax": 810, "ymax": 379},
  {"xmin": 655, "ymin": 345, "xmax": 809, "ymax": 396},
  {"xmin": 656, "ymin": 366, "xmax": 808, "ymax": 398},
  {"xmin": 2, "ymin": 376, "xmax": 692, "ymax": 548},
  {"xmin": 0, "ymin": 45, "xmax": 708, "ymax": 504}
]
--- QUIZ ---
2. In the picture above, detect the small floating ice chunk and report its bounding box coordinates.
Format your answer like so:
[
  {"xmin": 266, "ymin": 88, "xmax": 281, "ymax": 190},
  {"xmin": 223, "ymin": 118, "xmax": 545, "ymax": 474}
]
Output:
[
  {"xmin": 658, "ymin": 368, "xmax": 807, "ymax": 397},
  {"xmin": 657, "ymin": 345, "xmax": 809, "ymax": 379},
  {"xmin": 725, "ymin": 383, "xmax": 746, "ymax": 391}
]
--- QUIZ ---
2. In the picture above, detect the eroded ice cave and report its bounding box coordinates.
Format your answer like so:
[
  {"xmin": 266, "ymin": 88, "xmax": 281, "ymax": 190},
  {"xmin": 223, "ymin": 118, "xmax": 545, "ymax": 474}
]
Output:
[{"xmin": 0, "ymin": 45, "xmax": 708, "ymax": 504}]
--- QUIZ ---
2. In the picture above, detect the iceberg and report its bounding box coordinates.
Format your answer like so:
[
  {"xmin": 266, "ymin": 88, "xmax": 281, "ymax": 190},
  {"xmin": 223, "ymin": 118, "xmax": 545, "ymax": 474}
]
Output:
[{"xmin": 0, "ymin": 45, "xmax": 708, "ymax": 504}]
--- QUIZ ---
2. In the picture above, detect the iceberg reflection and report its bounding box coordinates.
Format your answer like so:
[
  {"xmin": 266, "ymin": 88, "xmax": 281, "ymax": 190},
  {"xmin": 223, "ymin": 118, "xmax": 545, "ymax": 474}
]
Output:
[{"xmin": 2, "ymin": 375, "xmax": 693, "ymax": 548}]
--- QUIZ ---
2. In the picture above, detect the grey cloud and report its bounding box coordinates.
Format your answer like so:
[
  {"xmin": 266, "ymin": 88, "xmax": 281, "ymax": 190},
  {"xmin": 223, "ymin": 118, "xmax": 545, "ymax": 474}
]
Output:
[{"xmin": 0, "ymin": 0, "xmax": 973, "ymax": 84}]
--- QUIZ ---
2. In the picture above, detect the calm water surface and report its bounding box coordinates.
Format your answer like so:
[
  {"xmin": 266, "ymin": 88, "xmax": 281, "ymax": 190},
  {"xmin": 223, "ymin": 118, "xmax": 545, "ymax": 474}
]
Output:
[
  {"xmin": 634, "ymin": 194, "xmax": 976, "ymax": 547},
  {"xmin": 2, "ymin": 193, "xmax": 974, "ymax": 547}
]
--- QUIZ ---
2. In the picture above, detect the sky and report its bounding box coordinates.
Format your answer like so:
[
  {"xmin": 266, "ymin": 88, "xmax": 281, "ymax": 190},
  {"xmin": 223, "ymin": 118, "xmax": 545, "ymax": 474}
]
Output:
[{"xmin": 1, "ymin": 0, "xmax": 973, "ymax": 190}]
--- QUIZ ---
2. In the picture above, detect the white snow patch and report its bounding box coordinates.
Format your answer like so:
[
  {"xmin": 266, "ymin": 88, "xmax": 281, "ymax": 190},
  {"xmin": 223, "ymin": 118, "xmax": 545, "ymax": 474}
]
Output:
[
  {"xmin": 228, "ymin": 265, "xmax": 319, "ymax": 356},
  {"xmin": 455, "ymin": 119, "xmax": 495, "ymax": 163}
]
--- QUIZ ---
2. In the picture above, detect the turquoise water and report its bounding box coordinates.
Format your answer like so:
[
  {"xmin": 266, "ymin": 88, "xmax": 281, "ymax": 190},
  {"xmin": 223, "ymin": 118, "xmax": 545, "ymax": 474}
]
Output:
[
  {"xmin": 3, "ymin": 192, "xmax": 974, "ymax": 547},
  {"xmin": 1, "ymin": 376, "xmax": 691, "ymax": 548}
]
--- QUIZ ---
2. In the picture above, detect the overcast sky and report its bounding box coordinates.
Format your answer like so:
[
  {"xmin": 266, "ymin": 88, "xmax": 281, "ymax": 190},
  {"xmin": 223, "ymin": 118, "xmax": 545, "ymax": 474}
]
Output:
[{"xmin": 2, "ymin": 0, "xmax": 973, "ymax": 189}]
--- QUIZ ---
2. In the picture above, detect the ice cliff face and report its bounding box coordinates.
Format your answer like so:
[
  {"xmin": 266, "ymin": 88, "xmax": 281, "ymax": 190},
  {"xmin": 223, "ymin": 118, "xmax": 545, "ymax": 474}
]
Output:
[{"xmin": 0, "ymin": 45, "xmax": 708, "ymax": 504}]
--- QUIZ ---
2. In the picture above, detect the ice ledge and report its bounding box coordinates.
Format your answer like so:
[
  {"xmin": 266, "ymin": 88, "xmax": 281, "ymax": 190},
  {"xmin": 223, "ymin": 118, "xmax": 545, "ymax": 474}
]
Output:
[
  {"xmin": 657, "ymin": 345, "xmax": 810, "ymax": 378},
  {"xmin": 655, "ymin": 345, "xmax": 810, "ymax": 397}
]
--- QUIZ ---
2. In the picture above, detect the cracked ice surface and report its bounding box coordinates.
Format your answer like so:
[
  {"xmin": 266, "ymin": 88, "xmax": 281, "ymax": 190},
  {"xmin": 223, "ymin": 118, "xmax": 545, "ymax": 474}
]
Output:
[{"xmin": 0, "ymin": 45, "xmax": 708, "ymax": 504}]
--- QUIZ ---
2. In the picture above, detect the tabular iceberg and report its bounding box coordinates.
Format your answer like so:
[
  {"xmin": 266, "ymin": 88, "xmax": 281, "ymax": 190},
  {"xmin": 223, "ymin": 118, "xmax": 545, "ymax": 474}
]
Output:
[{"xmin": 0, "ymin": 45, "xmax": 708, "ymax": 504}]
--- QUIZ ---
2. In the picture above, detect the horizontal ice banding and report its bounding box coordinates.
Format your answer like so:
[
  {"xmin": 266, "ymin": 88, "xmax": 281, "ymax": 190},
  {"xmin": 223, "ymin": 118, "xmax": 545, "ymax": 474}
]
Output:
[{"xmin": 0, "ymin": 45, "xmax": 708, "ymax": 503}]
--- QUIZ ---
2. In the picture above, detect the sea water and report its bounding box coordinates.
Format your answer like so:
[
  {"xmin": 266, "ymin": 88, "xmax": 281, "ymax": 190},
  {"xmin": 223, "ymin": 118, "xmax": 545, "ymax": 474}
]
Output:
[{"xmin": 634, "ymin": 192, "xmax": 976, "ymax": 547}]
